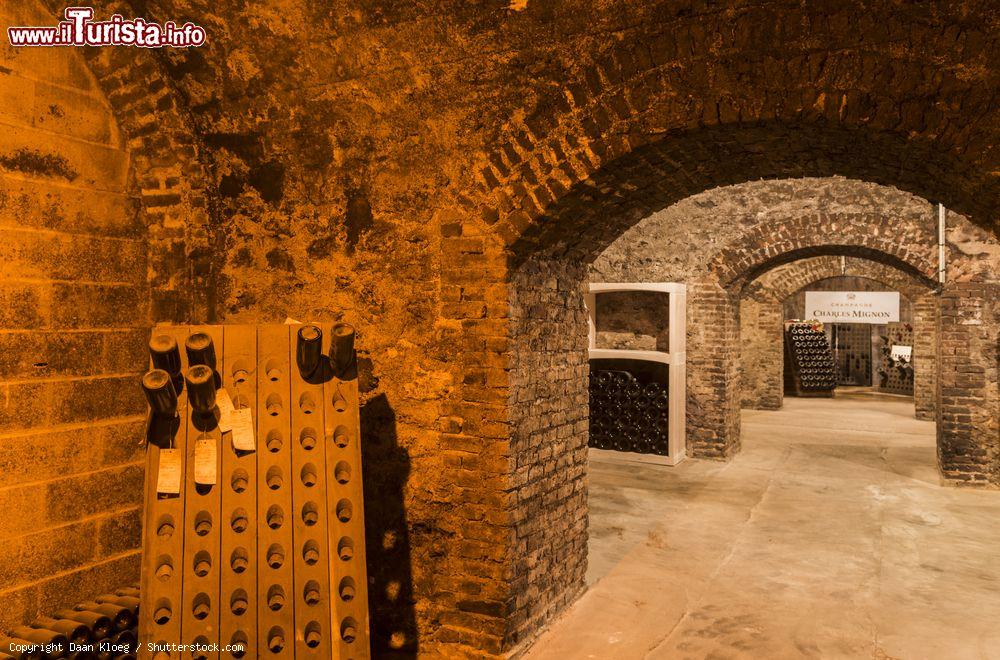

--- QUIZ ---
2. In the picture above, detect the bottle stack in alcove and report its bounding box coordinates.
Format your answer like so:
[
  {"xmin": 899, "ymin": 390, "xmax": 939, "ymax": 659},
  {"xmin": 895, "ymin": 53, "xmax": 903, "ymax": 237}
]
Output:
[
  {"xmin": 0, "ymin": 584, "xmax": 140, "ymax": 659},
  {"xmin": 589, "ymin": 370, "xmax": 670, "ymax": 455},
  {"xmin": 783, "ymin": 321, "xmax": 837, "ymax": 396}
]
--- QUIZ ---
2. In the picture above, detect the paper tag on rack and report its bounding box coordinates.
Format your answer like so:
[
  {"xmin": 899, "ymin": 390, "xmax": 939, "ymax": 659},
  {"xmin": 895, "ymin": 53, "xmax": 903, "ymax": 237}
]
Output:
[
  {"xmin": 230, "ymin": 408, "xmax": 256, "ymax": 452},
  {"xmin": 216, "ymin": 389, "xmax": 235, "ymax": 432},
  {"xmin": 194, "ymin": 437, "xmax": 217, "ymax": 484},
  {"xmin": 156, "ymin": 449, "xmax": 181, "ymax": 494}
]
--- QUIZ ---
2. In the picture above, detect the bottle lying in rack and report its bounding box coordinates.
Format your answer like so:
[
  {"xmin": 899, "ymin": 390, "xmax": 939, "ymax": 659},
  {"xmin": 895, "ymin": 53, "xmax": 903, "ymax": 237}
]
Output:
[{"xmin": 589, "ymin": 369, "xmax": 670, "ymax": 456}]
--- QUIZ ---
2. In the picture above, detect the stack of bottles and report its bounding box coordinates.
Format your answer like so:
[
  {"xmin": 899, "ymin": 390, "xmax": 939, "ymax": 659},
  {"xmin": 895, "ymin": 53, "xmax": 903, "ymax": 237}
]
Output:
[
  {"xmin": 785, "ymin": 322, "xmax": 837, "ymax": 392},
  {"xmin": 589, "ymin": 370, "xmax": 670, "ymax": 455},
  {"xmin": 0, "ymin": 585, "xmax": 139, "ymax": 659}
]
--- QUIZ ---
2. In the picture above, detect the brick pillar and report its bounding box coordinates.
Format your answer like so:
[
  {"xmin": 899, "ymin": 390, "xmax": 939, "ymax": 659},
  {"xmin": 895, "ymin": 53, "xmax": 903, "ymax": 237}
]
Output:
[
  {"xmin": 937, "ymin": 283, "xmax": 1000, "ymax": 485},
  {"xmin": 507, "ymin": 256, "xmax": 589, "ymax": 649},
  {"xmin": 687, "ymin": 278, "xmax": 741, "ymax": 458},
  {"xmin": 739, "ymin": 298, "xmax": 784, "ymax": 410},
  {"xmin": 913, "ymin": 292, "xmax": 938, "ymax": 421}
]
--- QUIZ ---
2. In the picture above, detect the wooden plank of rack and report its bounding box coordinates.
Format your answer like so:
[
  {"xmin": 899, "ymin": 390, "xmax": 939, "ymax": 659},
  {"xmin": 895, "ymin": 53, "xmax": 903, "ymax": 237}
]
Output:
[
  {"xmin": 587, "ymin": 348, "xmax": 682, "ymax": 366},
  {"xmin": 180, "ymin": 325, "xmax": 224, "ymax": 658},
  {"xmin": 256, "ymin": 325, "xmax": 294, "ymax": 657},
  {"xmin": 323, "ymin": 328, "xmax": 371, "ymax": 659},
  {"xmin": 289, "ymin": 323, "xmax": 334, "ymax": 658},
  {"xmin": 219, "ymin": 325, "xmax": 257, "ymax": 658},
  {"xmin": 139, "ymin": 326, "xmax": 189, "ymax": 660},
  {"xmin": 668, "ymin": 290, "xmax": 687, "ymax": 463}
]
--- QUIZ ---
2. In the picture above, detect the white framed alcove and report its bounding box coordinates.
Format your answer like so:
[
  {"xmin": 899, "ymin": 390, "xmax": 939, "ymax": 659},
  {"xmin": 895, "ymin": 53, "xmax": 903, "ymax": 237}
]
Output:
[{"xmin": 584, "ymin": 282, "xmax": 687, "ymax": 466}]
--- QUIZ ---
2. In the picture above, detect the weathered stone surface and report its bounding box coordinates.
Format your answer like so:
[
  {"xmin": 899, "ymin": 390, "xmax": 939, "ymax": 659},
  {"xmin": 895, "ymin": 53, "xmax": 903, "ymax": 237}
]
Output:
[{"xmin": 4, "ymin": 0, "xmax": 1000, "ymax": 656}]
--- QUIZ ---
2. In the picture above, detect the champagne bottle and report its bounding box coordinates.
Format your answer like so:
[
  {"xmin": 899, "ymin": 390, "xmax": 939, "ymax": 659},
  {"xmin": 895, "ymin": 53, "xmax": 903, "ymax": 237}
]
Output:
[
  {"xmin": 141, "ymin": 370, "xmax": 177, "ymax": 416},
  {"xmin": 0, "ymin": 638, "xmax": 43, "ymax": 660},
  {"xmin": 296, "ymin": 324, "xmax": 324, "ymax": 378},
  {"xmin": 8, "ymin": 627, "xmax": 66, "ymax": 658},
  {"xmin": 148, "ymin": 335, "xmax": 181, "ymax": 377},
  {"xmin": 184, "ymin": 332, "xmax": 216, "ymax": 369},
  {"xmin": 185, "ymin": 365, "xmax": 217, "ymax": 415},
  {"xmin": 330, "ymin": 323, "xmax": 356, "ymax": 375},
  {"xmin": 73, "ymin": 602, "xmax": 133, "ymax": 633},
  {"xmin": 28, "ymin": 618, "xmax": 89, "ymax": 646},
  {"xmin": 94, "ymin": 594, "xmax": 139, "ymax": 618},
  {"xmin": 51, "ymin": 610, "xmax": 111, "ymax": 640},
  {"xmin": 113, "ymin": 587, "xmax": 139, "ymax": 599}
]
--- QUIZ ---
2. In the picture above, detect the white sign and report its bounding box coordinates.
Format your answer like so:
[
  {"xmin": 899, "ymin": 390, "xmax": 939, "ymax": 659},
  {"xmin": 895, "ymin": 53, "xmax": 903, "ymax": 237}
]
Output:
[
  {"xmin": 805, "ymin": 291, "xmax": 899, "ymax": 324},
  {"xmin": 891, "ymin": 345, "xmax": 912, "ymax": 361}
]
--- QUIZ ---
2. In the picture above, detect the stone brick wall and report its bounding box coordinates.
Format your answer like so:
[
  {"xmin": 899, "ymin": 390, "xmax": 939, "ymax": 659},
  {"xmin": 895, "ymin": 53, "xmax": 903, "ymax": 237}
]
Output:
[
  {"xmin": 0, "ymin": 1, "xmax": 147, "ymax": 628},
  {"xmin": 508, "ymin": 257, "xmax": 589, "ymax": 649},
  {"xmin": 2, "ymin": 1, "xmax": 1000, "ymax": 656},
  {"xmin": 937, "ymin": 283, "xmax": 1000, "ymax": 484},
  {"xmin": 593, "ymin": 291, "xmax": 670, "ymax": 350},
  {"xmin": 739, "ymin": 300, "xmax": 784, "ymax": 410}
]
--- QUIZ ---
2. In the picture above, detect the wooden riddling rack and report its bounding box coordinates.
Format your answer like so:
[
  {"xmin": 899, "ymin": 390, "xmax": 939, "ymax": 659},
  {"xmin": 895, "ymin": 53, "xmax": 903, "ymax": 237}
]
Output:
[
  {"xmin": 584, "ymin": 283, "xmax": 686, "ymax": 466},
  {"xmin": 138, "ymin": 323, "xmax": 370, "ymax": 660},
  {"xmin": 878, "ymin": 322, "xmax": 915, "ymax": 396},
  {"xmin": 783, "ymin": 321, "xmax": 837, "ymax": 397}
]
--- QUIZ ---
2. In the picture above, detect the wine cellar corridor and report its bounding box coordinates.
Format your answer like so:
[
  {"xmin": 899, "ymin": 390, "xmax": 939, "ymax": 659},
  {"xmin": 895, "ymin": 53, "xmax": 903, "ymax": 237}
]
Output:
[{"xmin": 2, "ymin": 1, "xmax": 1000, "ymax": 658}]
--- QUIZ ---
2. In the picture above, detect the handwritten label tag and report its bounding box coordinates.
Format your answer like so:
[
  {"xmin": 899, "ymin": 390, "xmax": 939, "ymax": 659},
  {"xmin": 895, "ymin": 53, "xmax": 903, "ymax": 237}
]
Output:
[
  {"xmin": 230, "ymin": 408, "xmax": 256, "ymax": 452},
  {"xmin": 156, "ymin": 449, "xmax": 181, "ymax": 494},
  {"xmin": 216, "ymin": 389, "xmax": 235, "ymax": 432},
  {"xmin": 194, "ymin": 437, "xmax": 217, "ymax": 484}
]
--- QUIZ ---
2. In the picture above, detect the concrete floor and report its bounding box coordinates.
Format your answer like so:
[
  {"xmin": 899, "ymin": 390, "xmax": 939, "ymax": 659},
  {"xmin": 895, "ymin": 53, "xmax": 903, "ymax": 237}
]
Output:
[{"xmin": 523, "ymin": 395, "xmax": 1000, "ymax": 659}]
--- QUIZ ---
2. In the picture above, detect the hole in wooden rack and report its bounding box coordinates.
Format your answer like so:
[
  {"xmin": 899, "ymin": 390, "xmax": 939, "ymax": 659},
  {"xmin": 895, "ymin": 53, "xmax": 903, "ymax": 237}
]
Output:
[
  {"xmin": 194, "ymin": 511, "xmax": 212, "ymax": 536},
  {"xmin": 335, "ymin": 461, "xmax": 351, "ymax": 484},
  {"xmin": 299, "ymin": 392, "xmax": 316, "ymax": 415},
  {"xmin": 156, "ymin": 515, "xmax": 174, "ymax": 539},
  {"xmin": 267, "ymin": 626, "xmax": 285, "ymax": 654},
  {"xmin": 302, "ymin": 501, "xmax": 319, "ymax": 526},
  {"xmin": 264, "ymin": 359, "xmax": 283, "ymax": 382},
  {"xmin": 231, "ymin": 360, "xmax": 250, "ymax": 384},
  {"xmin": 266, "ymin": 466, "xmax": 282, "ymax": 490},
  {"xmin": 267, "ymin": 585, "xmax": 285, "ymax": 611},
  {"xmin": 152, "ymin": 646, "xmax": 171, "ymax": 659},
  {"xmin": 339, "ymin": 576, "xmax": 356, "ymax": 602},
  {"xmin": 304, "ymin": 621, "xmax": 321, "ymax": 649},
  {"xmin": 192, "ymin": 593, "xmax": 211, "ymax": 620},
  {"xmin": 155, "ymin": 555, "xmax": 173, "ymax": 582},
  {"xmin": 299, "ymin": 427, "xmax": 317, "ymax": 450},
  {"xmin": 230, "ymin": 589, "xmax": 249, "ymax": 616},
  {"xmin": 192, "ymin": 635, "xmax": 210, "ymax": 660},
  {"xmin": 266, "ymin": 505, "xmax": 284, "ymax": 530},
  {"xmin": 153, "ymin": 599, "xmax": 172, "ymax": 625},
  {"xmin": 231, "ymin": 469, "xmax": 249, "ymax": 493},
  {"xmin": 300, "ymin": 463, "xmax": 318, "ymax": 487},
  {"xmin": 340, "ymin": 617, "xmax": 358, "ymax": 643},
  {"xmin": 335, "ymin": 498, "xmax": 352, "ymax": 523},
  {"xmin": 230, "ymin": 630, "xmax": 248, "ymax": 658},
  {"xmin": 266, "ymin": 544, "xmax": 285, "ymax": 569},
  {"xmin": 303, "ymin": 540, "xmax": 320, "ymax": 565},
  {"xmin": 265, "ymin": 393, "xmax": 283, "ymax": 417},
  {"xmin": 193, "ymin": 551, "xmax": 212, "ymax": 577},
  {"xmin": 333, "ymin": 425, "xmax": 350, "ymax": 448},
  {"xmin": 266, "ymin": 430, "xmax": 282, "ymax": 453},
  {"xmin": 303, "ymin": 580, "xmax": 322, "ymax": 606},
  {"xmin": 231, "ymin": 508, "xmax": 249, "ymax": 533},
  {"xmin": 230, "ymin": 547, "xmax": 249, "ymax": 574},
  {"xmin": 337, "ymin": 537, "xmax": 354, "ymax": 561}
]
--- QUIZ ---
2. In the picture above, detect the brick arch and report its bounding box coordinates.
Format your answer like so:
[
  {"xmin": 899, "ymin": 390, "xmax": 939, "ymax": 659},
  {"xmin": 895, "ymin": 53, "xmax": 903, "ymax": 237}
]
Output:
[
  {"xmin": 449, "ymin": 2, "xmax": 1000, "ymax": 262},
  {"xmin": 739, "ymin": 255, "xmax": 940, "ymax": 419},
  {"xmin": 707, "ymin": 213, "xmax": 941, "ymax": 293},
  {"xmin": 745, "ymin": 256, "xmax": 932, "ymax": 304},
  {"xmin": 33, "ymin": 0, "xmax": 213, "ymax": 322}
]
